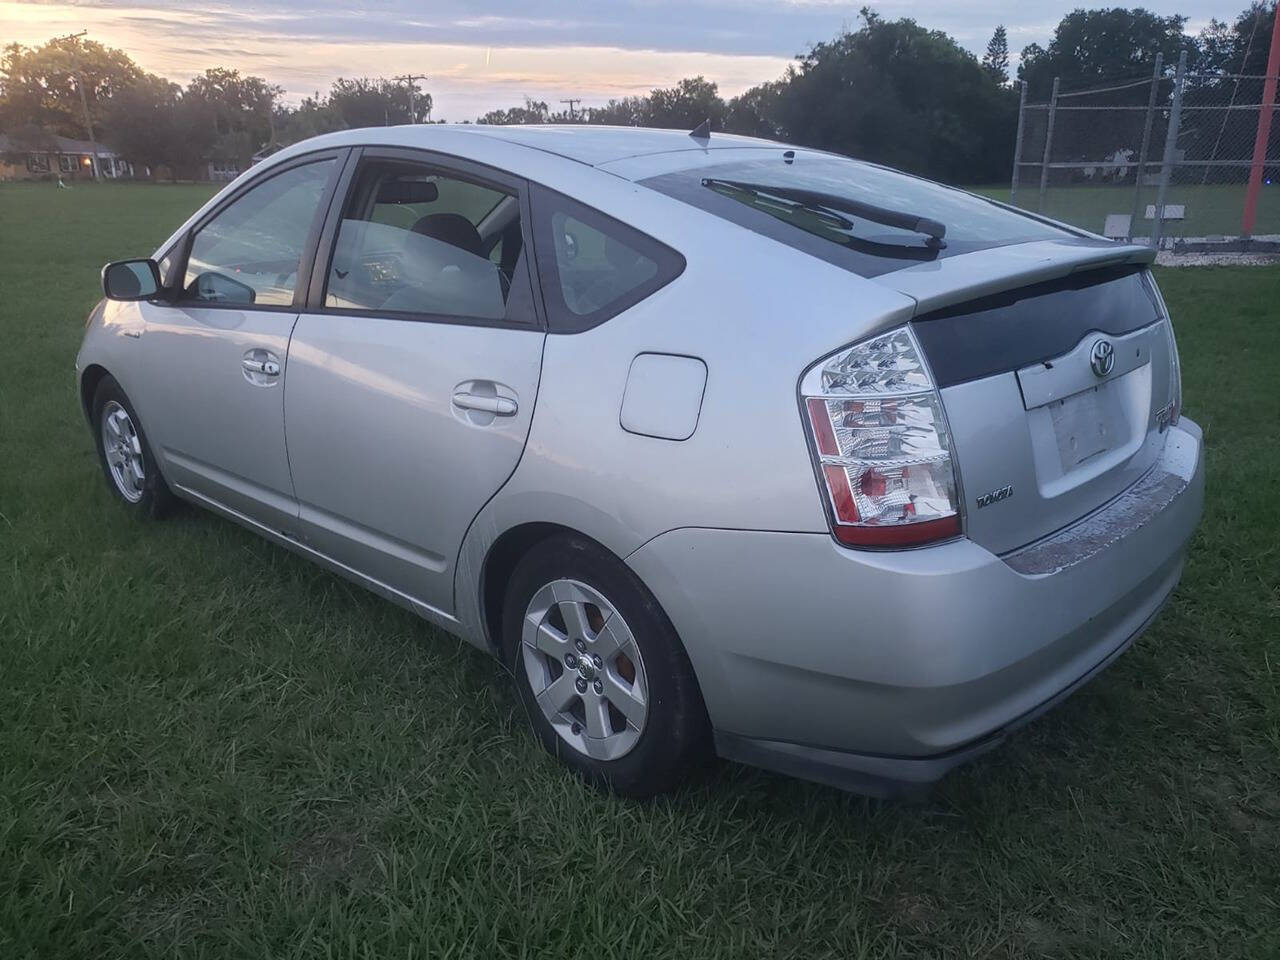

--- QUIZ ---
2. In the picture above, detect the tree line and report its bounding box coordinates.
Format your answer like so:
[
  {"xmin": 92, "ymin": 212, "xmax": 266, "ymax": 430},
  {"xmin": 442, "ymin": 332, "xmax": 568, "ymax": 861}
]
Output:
[{"xmin": 0, "ymin": 4, "xmax": 1273, "ymax": 185}]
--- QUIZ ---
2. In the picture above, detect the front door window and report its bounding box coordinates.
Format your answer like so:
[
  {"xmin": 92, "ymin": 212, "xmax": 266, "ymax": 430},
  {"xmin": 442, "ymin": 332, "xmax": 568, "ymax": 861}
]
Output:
[{"xmin": 181, "ymin": 159, "xmax": 335, "ymax": 306}]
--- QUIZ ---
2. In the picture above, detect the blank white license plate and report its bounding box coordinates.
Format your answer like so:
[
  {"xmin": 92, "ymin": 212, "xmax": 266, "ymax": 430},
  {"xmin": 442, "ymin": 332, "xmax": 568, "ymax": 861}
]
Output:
[{"xmin": 1050, "ymin": 381, "xmax": 1124, "ymax": 470}]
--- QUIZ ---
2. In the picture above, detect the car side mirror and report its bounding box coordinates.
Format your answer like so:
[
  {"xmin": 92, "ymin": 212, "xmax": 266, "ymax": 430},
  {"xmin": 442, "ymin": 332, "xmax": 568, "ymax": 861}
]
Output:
[{"xmin": 102, "ymin": 259, "xmax": 161, "ymax": 301}]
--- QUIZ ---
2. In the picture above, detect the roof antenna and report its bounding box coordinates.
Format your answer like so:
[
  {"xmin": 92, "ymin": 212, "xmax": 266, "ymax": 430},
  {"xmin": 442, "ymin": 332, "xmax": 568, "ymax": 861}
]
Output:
[{"xmin": 689, "ymin": 118, "xmax": 711, "ymax": 142}]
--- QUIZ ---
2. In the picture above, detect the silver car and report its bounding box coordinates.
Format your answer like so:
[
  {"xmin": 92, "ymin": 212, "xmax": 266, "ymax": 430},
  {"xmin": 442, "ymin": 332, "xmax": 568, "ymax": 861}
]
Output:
[{"xmin": 79, "ymin": 125, "xmax": 1204, "ymax": 797}]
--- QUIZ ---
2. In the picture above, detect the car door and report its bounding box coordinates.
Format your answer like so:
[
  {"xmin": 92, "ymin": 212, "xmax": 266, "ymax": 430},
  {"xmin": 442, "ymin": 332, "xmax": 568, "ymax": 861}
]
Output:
[
  {"xmin": 283, "ymin": 148, "xmax": 545, "ymax": 616},
  {"xmin": 135, "ymin": 150, "xmax": 347, "ymax": 534}
]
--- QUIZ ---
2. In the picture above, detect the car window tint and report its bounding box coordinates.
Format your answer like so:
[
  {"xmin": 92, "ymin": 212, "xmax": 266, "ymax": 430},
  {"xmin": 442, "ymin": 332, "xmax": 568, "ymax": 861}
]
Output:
[
  {"xmin": 369, "ymin": 176, "xmax": 505, "ymax": 231},
  {"xmin": 327, "ymin": 221, "xmax": 507, "ymax": 318},
  {"xmin": 703, "ymin": 156, "xmax": 1067, "ymax": 248},
  {"xmin": 643, "ymin": 154, "xmax": 1072, "ymax": 279},
  {"xmin": 182, "ymin": 160, "xmax": 334, "ymax": 306},
  {"xmin": 551, "ymin": 211, "xmax": 658, "ymax": 317},
  {"xmin": 325, "ymin": 163, "xmax": 518, "ymax": 321}
]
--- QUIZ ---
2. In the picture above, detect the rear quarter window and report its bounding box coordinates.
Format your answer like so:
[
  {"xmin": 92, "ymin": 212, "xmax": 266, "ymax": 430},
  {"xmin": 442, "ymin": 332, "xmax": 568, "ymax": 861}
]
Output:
[{"xmin": 530, "ymin": 185, "xmax": 684, "ymax": 333}]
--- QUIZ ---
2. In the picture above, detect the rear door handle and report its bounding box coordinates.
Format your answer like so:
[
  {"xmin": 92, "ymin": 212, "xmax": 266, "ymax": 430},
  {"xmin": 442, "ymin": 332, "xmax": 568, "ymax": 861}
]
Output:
[{"xmin": 452, "ymin": 392, "xmax": 517, "ymax": 416}]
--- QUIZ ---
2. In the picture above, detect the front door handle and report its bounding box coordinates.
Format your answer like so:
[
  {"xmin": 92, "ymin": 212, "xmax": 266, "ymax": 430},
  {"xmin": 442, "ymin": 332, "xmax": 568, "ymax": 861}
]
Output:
[
  {"xmin": 242, "ymin": 357, "xmax": 281, "ymax": 376},
  {"xmin": 452, "ymin": 392, "xmax": 517, "ymax": 416},
  {"xmin": 242, "ymin": 348, "xmax": 282, "ymax": 386}
]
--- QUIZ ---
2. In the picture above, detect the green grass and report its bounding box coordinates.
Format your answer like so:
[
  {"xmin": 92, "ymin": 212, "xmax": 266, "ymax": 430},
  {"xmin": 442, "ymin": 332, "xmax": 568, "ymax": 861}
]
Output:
[
  {"xmin": 968, "ymin": 182, "xmax": 1280, "ymax": 239},
  {"xmin": 2, "ymin": 180, "xmax": 1279, "ymax": 959}
]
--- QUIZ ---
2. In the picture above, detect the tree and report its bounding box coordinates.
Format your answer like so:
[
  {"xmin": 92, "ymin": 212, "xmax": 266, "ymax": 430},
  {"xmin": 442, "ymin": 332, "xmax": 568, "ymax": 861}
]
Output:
[
  {"xmin": 725, "ymin": 79, "xmax": 787, "ymax": 139},
  {"xmin": 1197, "ymin": 3, "xmax": 1276, "ymax": 77},
  {"xmin": 585, "ymin": 96, "xmax": 646, "ymax": 126},
  {"xmin": 771, "ymin": 9, "xmax": 1018, "ymax": 183},
  {"xmin": 274, "ymin": 94, "xmax": 345, "ymax": 146},
  {"xmin": 983, "ymin": 25, "xmax": 1010, "ymax": 85},
  {"xmin": 0, "ymin": 36, "xmax": 141, "ymax": 139},
  {"xmin": 103, "ymin": 72, "xmax": 182, "ymax": 171},
  {"xmin": 327, "ymin": 77, "xmax": 432, "ymax": 128},
  {"xmin": 478, "ymin": 98, "xmax": 552, "ymax": 125},
  {"xmin": 1018, "ymin": 8, "xmax": 1196, "ymax": 98},
  {"xmin": 642, "ymin": 76, "xmax": 725, "ymax": 130},
  {"xmin": 1185, "ymin": 4, "xmax": 1278, "ymax": 181},
  {"xmin": 579, "ymin": 77, "xmax": 726, "ymax": 130},
  {"xmin": 184, "ymin": 68, "xmax": 280, "ymax": 165}
]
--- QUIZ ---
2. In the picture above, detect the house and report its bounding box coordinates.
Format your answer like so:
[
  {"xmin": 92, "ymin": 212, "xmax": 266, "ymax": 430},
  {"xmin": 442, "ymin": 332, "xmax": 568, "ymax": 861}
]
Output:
[
  {"xmin": 0, "ymin": 132, "xmax": 138, "ymax": 181},
  {"xmin": 205, "ymin": 143, "xmax": 281, "ymax": 181},
  {"xmin": 205, "ymin": 161, "xmax": 244, "ymax": 182}
]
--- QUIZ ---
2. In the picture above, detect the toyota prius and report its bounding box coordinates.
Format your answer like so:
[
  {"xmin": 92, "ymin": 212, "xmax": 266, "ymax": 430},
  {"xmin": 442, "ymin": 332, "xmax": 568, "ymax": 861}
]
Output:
[{"xmin": 79, "ymin": 125, "xmax": 1203, "ymax": 797}]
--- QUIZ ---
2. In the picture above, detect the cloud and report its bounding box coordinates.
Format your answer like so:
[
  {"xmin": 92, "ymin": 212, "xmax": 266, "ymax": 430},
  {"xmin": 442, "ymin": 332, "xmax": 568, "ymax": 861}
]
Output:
[{"xmin": 0, "ymin": 0, "xmax": 1230, "ymax": 119}]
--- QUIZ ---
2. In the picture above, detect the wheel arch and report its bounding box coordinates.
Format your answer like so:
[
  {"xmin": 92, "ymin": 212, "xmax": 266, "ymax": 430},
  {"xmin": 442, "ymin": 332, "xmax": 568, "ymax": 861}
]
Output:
[
  {"xmin": 479, "ymin": 521, "xmax": 617, "ymax": 656},
  {"xmin": 79, "ymin": 363, "xmax": 112, "ymax": 424}
]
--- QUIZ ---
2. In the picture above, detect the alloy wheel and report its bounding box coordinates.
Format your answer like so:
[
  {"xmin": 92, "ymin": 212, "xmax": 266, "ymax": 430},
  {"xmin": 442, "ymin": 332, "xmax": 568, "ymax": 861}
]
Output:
[
  {"xmin": 100, "ymin": 400, "xmax": 146, "ymax": 503},
  {"xmin": 521, "ymin": 578, "xmax": 649, "ymax": 761}
]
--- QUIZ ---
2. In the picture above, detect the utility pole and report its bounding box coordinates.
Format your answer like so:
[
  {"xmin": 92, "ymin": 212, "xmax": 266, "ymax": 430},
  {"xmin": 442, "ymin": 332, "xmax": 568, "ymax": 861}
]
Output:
[
  {"xmin": 394, "ymin": 74, "xmax": 429, "ymax": 124},
  {"xmin": 54, "ymin": 30, "xmax": 101, "ymax": 181},
  {"xmin": 1242, "ymin": 3, "xmax": 1280, "ymax": 237},
  {"xmin": 559, "ymin": 98, "xmax": 581, "ymax": 121}
]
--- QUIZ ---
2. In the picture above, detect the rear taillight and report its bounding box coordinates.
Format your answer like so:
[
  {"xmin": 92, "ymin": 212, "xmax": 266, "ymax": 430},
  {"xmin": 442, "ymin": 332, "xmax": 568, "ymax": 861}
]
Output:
[
  {"xmin": 1166, "ymin": 323, "xmax": 1182, "ymax": 427},
  {"xmin": 800, "ymin": 326, "xmax": 962, "ymax": 548},
  {"xmin": 1149, "ymin": 275, "xmax": 1182, "ymax": 428}
]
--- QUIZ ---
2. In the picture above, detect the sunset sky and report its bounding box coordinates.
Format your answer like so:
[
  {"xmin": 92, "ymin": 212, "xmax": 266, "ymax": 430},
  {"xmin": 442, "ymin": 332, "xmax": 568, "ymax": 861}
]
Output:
[{"xmin": 1, "ymin": 0, "xmax": 1226, "ymax": 120}]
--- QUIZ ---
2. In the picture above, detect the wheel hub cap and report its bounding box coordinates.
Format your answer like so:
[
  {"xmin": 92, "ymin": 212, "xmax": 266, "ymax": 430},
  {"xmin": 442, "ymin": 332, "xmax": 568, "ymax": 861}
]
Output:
[
  {"xmin": 521, "ymin": 579, "xmax": 649, "ymax": 761},
  {"xmin": 100, "ymin": 401, "xmax": 145, "ymax": 503}
]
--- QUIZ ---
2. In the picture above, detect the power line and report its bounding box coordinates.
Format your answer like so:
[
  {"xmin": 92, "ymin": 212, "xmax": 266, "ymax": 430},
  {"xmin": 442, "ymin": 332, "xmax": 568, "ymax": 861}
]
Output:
[{"xmin": 559, "ymin": 98, "xmax": 581, "ymax": 121}]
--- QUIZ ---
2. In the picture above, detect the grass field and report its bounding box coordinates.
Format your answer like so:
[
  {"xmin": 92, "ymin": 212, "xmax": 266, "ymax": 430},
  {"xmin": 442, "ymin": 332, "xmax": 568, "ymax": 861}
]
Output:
[
  {"xmin": 2, "ymin": 181, "xmax": 1279, "ymax": 959},
  {"xmin": 968, "ymin": 182, "xmax": 1280, "ymax": 240}
]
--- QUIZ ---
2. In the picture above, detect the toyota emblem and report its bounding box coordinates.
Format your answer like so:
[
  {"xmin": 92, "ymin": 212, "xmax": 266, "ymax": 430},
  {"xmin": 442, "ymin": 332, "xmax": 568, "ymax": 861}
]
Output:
[{"xmin": 1090, "ymin": 338, "xmax": 1115, "ymax": 378}]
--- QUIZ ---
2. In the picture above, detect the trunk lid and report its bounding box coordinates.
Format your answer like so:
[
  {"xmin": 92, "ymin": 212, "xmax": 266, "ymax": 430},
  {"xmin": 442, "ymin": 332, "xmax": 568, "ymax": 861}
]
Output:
[{"xmin": 879, "ymin": 242, "xmax": 1176, "ymax": 555}]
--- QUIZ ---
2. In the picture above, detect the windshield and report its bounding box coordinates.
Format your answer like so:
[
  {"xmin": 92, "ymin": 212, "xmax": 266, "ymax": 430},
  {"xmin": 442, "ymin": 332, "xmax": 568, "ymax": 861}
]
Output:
[{"xmin": 643, "ymin": 153, "xmax": 1075, "ymax": 278}]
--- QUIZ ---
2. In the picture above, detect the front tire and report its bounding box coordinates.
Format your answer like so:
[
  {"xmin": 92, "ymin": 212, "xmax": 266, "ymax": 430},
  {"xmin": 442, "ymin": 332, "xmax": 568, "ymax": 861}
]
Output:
[
  {"xmin": 503, "ymin": 535, "xmax": 710, "ymax": 798},
  {"xmin": 91, "ymin": 375, "xmax": 174, "ymax": 519}
]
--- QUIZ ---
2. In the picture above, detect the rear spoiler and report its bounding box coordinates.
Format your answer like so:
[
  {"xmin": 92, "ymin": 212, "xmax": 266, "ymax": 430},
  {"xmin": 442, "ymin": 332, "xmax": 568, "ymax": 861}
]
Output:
[{"xmin": 875, "ymin": 239, "xmax": 1156, "ymax": 317}]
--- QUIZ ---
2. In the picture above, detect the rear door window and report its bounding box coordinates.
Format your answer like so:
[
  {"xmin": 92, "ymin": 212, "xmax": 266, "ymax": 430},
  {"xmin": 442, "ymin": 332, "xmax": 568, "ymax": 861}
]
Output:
[
  {"xmin": 323, "ymin": 159, "xmax": 529, "ymax": 323},
  {"xmin": 531, "ymin": 185, "xmax": 684, "ymax": 333}
]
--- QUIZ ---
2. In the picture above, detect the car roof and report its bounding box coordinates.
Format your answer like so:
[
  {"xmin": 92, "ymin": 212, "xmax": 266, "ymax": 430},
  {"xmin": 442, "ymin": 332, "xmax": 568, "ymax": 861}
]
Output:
[{"xmin": 388, "ymin": 124, "xmax": 783, "ymax": 167}]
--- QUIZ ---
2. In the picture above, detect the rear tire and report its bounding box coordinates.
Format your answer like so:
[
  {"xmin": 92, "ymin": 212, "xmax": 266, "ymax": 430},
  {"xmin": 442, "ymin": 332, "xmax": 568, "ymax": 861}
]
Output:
[
  {"xmin": 91, "ymin": 375, "xmax": 175, "ymax": 519},
  {"xmin": 503, "ymin": 535, "xmax": 710, "ymax": 798}
]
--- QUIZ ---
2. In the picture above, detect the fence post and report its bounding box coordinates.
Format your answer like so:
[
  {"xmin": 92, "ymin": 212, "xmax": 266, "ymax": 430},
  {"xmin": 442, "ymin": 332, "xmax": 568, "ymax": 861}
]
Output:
[
  {"xmin": 1011, "ymin": 80, "xmax": 1028, "ymax": 205},
  {"xmin": 1128, "ymin": 53, "xmax": 1163, "ymax": 240},
  {"xmin": 1151, "ymin": 50, "xmax": 1187, "ymax": 251},
  {"xmin": 1037, "ymin": 77, "xmax": 1059, "ymax": 213}
]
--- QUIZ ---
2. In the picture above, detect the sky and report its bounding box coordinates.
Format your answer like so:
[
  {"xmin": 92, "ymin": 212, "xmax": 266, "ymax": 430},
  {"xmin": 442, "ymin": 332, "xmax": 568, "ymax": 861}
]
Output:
[{"xmin": 1, "ymin": 0, "xmax": 1227, "ymax": 121}]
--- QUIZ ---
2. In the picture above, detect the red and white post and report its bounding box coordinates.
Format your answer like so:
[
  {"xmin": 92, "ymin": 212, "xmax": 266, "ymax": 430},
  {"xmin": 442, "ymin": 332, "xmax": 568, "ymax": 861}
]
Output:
[{"xmin": 1242, "ymin": 4, "xmax": 1280, "ymax": 237}]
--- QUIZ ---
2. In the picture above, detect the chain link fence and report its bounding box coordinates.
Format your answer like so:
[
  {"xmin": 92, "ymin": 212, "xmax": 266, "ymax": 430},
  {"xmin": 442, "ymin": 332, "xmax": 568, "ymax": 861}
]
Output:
[{"xmin": 1010, "ymin": 52, "xmax": 1280, "ymax": 250}]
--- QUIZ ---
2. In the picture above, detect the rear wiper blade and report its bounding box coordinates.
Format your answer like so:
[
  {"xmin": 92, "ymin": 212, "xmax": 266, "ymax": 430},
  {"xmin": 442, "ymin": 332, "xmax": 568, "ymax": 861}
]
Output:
[{"xmin": 702, "ymin": 178, "xmax": 947, "ymax": 249}]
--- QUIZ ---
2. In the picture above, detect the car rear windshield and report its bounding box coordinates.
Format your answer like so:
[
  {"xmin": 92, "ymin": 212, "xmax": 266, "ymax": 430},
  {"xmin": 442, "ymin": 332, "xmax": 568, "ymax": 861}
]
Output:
[{"xmin": 642, "ymin": 154, "xmax": 1074, "ymax": 278}]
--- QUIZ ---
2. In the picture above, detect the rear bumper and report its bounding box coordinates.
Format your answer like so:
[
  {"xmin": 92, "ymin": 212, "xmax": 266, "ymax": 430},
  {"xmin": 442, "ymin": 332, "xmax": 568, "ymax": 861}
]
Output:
[{"xmin": 626, "ymin": 419, "xmax": 1203, "ymax": 793}]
